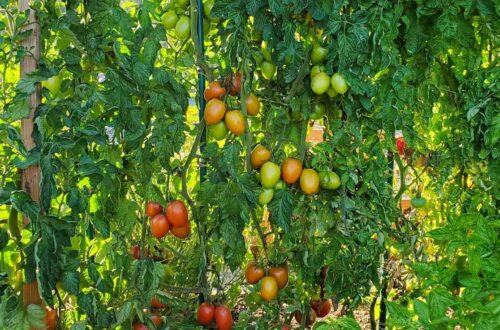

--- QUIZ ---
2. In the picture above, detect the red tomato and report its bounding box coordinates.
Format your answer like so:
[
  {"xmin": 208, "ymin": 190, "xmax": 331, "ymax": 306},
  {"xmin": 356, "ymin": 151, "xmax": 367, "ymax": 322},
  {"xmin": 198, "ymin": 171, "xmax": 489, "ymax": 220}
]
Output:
[
  {"xmin": 131, "ymin": 245, "xmax": 141, "ymax": 259},
  {"xmin": 133, "ymin": 323, "xmax": 148, "ymax": 330},
  {"xmin": 151, "ymin": 295, "xmax": 167, "ymax": 309},
  {"xmin": 316, "ymin": 299, "xmax": 332, "ymax": 317},
  {"xmin": 146, "ymin": 201, "xmax": 162, "ymax": 218},
  {"xmin": 151, "ymin": 214, "xmax": 170, "ymax": 238},
  {"xmin": 166, "ymin": 200, "xmax": 188, "ymax": 227},
  {"xmin": 149, "ymin": 314, "xmax": 162, "ymax": 326},
  {"xmin": 171, "ymin": 223, "xmax": 191, "ymax": 239},
  {"xmin": 204, "ymin": 81, "xmax": 226, "ymax": 101},
  {"xmin": 215, "ymin": 305, "xmax": 233, "ymax": 330},
  {"xmin": 294, "ymin": 308, "xmax": 317, "ymax": 326},
  {"xmin": 197, "ymin": 302, "xmax": 215, "ymax": 325},
  {"xmin": 227, "ymin": 72, "xmax": 242, "ymax": 96},
  {"xmin": 269, "ymin": 266, "xmax": 288, "ymax": 289},
  {"xmin": 244, "ymin": 262, "xmax": 265, "ymax": 284},
  {"xmin": 396, "ymin": 137, "xmax": 406, "ymax": 155}
]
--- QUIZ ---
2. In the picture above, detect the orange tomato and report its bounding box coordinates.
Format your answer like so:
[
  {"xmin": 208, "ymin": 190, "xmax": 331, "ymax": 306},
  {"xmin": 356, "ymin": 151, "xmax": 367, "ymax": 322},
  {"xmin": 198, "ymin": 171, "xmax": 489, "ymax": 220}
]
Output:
[
  {"xmin": 171, "ymin": 223, "xmax": 191, "ymax": 239},
  {"xmin": 244, "ymin": 262, "xmax": 265, "ymax": 284},
  {"xmin": 281, "ymin": 158, "xmax": 303, "ymax": 184},
  {"xmin": 260, "ymin": 276, "xmax": 278, "ymax": 301},
  {"xmin": 224, "ymin": 110, "xmax": 246, "ymax": 135},
  {"xmin": 151, "ymin": 214, "xmax": 170, "ymax": 238},
  {"xmin": 204, "ymin": 81, "xmax": 226, "ymax": 101},
  {"xmin": 146, "ymin": 201, "xmax": 162, "ymax": 218},
  {"xmin": 250, "ymin": 145, "xmax": 271, "ymax": 169},
  {"xmin": 150, "ymin": 314, "xmax": 162, "ymax": 326},
  {"xmin": 299, "ymin": 169, "xmax": 320, "ymax": 195},
  {"xmin": 246, "ymin": 93, "xmax": 260, "ymax": 116},
  {"xmin": 166, "ymin": 200, "xmax": 188, "ymax": 227},
  {"xmin": 205, "ymin": 99, "xmax": 227, "ymax": 125}
]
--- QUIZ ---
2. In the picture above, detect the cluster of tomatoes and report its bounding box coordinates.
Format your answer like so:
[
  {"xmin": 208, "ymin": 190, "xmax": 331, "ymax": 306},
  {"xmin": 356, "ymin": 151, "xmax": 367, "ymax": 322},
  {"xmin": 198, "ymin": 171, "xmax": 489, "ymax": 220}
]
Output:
[
  {"xmin": 251, "ymin": 145, "xmax": 342, "ymax": 205},
  {"xmin": 205, "ymin": 73, "xmax": 262, "ymax": 140},
  {"xmin": 146, "ymin": 200, "xmax": 191, "ymax": 240},
  {"xmin": 245, "ymin": 262, "xmax": 289, "ymax": 301},
  {"xmin": 309, "ymin": 45, "xmax": 349, "ymax": 96},
  {"xmin": 197, "ymin": 303, "xmax": 233, "ymax": 330},
  {"xmin": 160, "ymin": 0, "xmax": 218, "ymax": 40}
]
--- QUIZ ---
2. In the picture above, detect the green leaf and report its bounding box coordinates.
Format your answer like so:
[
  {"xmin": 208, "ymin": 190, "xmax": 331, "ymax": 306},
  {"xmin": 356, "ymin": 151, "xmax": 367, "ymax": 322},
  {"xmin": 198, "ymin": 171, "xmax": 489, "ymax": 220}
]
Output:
[
  {"xmin": 62, "ymin": 271, "xmax": 80, "ymax": 295},
  {"xmin": 0, "ymin": 229, "xmax": 9, "ymax": 251},
  {"xmin": 413, "ymin": 299, "xmax": 429, "ymax": 323},
  {"xmin": 268, "ymin": 189, "xmax": 293, "ymax": 232},
  {"xmin": 10, "ymin": 191, "xmax": 40, "ymax": 222},
  {"xmin": 115, "ymin": 301, "xmax": 132, "ymax": 324},
  {"xmin": 26, "ymin": 304, "xmax": 46, "ymax": 329}
]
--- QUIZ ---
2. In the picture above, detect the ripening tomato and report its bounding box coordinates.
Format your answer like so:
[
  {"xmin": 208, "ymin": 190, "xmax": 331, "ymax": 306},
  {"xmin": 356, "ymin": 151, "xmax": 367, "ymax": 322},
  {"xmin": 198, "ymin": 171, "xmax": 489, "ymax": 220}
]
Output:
[
  {"xmin": 251, "ymin": 145, "xmax": 271, "ymax": 169},
  {"xmin": 260, "ymin": 276, "xmax": 278, "ymax": 301},
  {"xmin": 310, "ymin": 65, "xmax": 325, "ymax": 78},
  {"xmin": 300, "ymin": 169, "xmax": 320, "ymax": 195},
  {"xmin": 227, "ymin": 72, "xmax": 242, "ymax": 96},
  {"xmin": 269, "ymin": 266, "xmax": 288, "ymax": 289},
  {"xmin": 150, "ymin": 314, "xmax": 162, "ymax": 326},
  {"xmin": 245, "ymin": 262, "xmax": 265, "ymax": 284},
  {"xmin": 133, "ymin": 323, "xmax": 148, "ymax": 330},
  {"xmin": 151, "ymin": 214, "xmax": 170, "ymax": 238},
  {"xmin": 224, "ymin": 110, "xmax": 246, "ymax": 135},
  {"xmin": 205, "ymin": 99, "xmax": 227, "ymax": 125},
  {"xmin": 44, "ymin": 309, "xmax": 57, "ymax": 330},
  {"xmin": 161, "ymin": 10, "xmax": 178, "ymax": 29},
  {"xmin": 311, "ymin": 299, "xmax": 332, "ymax": 318},
  {"xmin": 42, "ymin": 75, "xmax": 62, "ymax": 95},
  {"xmin": 260, "ymin": 162, "xmax": 281, "ymax": 188},
  {"xmin": 175, "ymin": 15, "xmax": 191, "ymax": 39},
  {"xmin": 311, "ymin": 72, "xmax": 330, "ymax": 95},
  {"xmin": 258, "ymin": 188, "xmax": 274, "ymax": 205},
  {"xmin": 204, "ymin": 81, "xmax": 226, "ymax": 101},
  {"xmin": 215, "ymin": 305, "xmax": 233, "ymax": 330},
  {"xmin": 171, "ymin": 223, "xmax": 191, "ymax": 239},
  {"xmin": 131, "ymin": 245, "xmax": 141, "ymax": 260},
  {"xmin": 281, "ymin": 158, "xmax": 302, "ymax": 184},
  {"xmin": 151, "ymin": 295, "xmax": 167, "ymax": 309},
  {"xmin": 261, "ymin": 61, "xmax": 276, "ymax": 80},
  {"xmin": 146, "ymin": 201, "xmax": 162, "ymax": 218},
  {"xmin": 210, "ymin": 121, "xmax": 228, "ymax": 140},
  {"xmin": 311, "ymin": 46, "xmax": 328, "ymax": 64},
  {"xmin": 246, "ymin": 93, "xmax": 260, "ymax": 116},
  {"xmin": 197, "ymin": 302, "xmax": 215, "ymax": 325},
  {"xmin": 166, "ymin": 200, "xmax": 188, "ymax": 227},
  {"xmin": 330, "ymin": 73, "xmax": 349, "ymax": 94}
]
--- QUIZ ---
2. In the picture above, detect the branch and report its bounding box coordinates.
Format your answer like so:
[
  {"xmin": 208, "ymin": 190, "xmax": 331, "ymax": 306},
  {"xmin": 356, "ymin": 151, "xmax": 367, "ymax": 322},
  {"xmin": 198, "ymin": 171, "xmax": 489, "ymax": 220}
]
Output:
[{"xmin": 284, "ymin": 52, "xmax": 310, "ymax": 103}]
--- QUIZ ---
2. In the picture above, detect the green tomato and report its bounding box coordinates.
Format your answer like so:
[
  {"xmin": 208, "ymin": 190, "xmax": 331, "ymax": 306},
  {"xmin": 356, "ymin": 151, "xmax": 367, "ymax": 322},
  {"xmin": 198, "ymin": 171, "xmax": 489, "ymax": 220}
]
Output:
[
  {"xmin": 260, "ymin": 162, "xmax": 281, "ymax": 188},
  {"xmin": 161, "ymin": 10, "xmax": 178, "ymax": 29},
  {"xmin": 411, "ymin": 197, "xmax": 426, "ymax": 208},
  {"xmin": 311, "ymin": 46, "xmax": 328, "ymax": 64},
  {"xmin": 319, "ymin": 171, "xmax": 341, "ymax": 190},
  {"xmin": 42, "ymin": 75, "xmax": 62, "ymax": 95},
  {"xmin": 261, "ymin": 61, "xmax": 276, "ymax": 80},
  {"xmin": 261, "ymin": 41, "xmax": 273, "ymax": 62},
  {"xmin": 330, "ymin": 73, "xmax": 349, "ymax": 94},
  {"xmin": 258, "ymin": 188, "xmax": 274, "ymax": 205},
  {"xmin": 203, "ymin": 18, "xmax": 210, "ymax": 35},
  {"xmin": 175, "ymin": 15, "xmax": 191, "ymax": 39},
  {"xmin": 327, "ymin": 86, "xmax": 338, "ymax": 98},
  {"xmin": 177, "ymin": 0, "xmax": 189, "ymax": 9},
  {"xmin": 203, "ymin": 0, "xmax": 220, "ymax": 22},
  {"xmin": 311, "ymin": 72, "xmax": 330, "ymax": 95},
  {"xmin": 274, "ymin": 180, "xmax": 286, "ymax": 190},
  {"xmin": 310, "ymin": 65, "xmax": 325, "ymax": 78},
  {"xmin": 209, "ymin": 121, "xmax": 228, "ymax": 140},
  {"xmin": 310, "ymin": 103, "xmax": 326, "ymax": 120}
]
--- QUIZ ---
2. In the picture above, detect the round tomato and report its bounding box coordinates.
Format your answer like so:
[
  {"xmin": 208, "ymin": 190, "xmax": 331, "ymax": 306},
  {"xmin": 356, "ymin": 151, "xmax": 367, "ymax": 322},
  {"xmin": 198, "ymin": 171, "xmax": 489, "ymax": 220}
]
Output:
[
  {"xmin": 246, "ymin": 93, "xmax": 260, "ymax": 116},
  {"xmin": 269, "ymin": 266, "xmax": 288, "ymax": 289},
  {"xmin": 260, "ymin": 276, "xmax": 278, "ymax": 301},
  {"xmin": 327, "ymin": 86, "xmax": 338, "ymax": 98},
  {"xmin": 281, "ymin": 326, "xmax": 291, "ymax": 330},
  {"xmin": 319, "ymin": 171, "xmax": 341, "ymax": 190},
  {"xmin": 161, "ymin": 10, "xmax": 178, "ymax": 29},
  {"xmin": 151, "ymin": 214, "xmax": 170, "ymax": 238},
  {"xmin": 151, "ymin": 295, "xmax": 167, "ymax": 309},
  {"xmin": 258, "ymin": 188, "xmax": 274, "ymax": 205},
  {"xmin": 311, "ymin": 72, "xmax": 330, "ymax": 95},
  {"xmin": 197, "ymin": 302, "xmax": 215, "ymax": 325},
  {"xmin": 310, "ymin": 103, "xmax": 325, "ymax": 120},
  {"xmin": 177, "ymin": 0, "xmax": 189, "ymax": 9},
  {"xmin": 227, "ymin": 72, "xmax": 242, "ymax": 96},
  {"xmin": 166, "ymin": 200, "xmax": 188, "ymax": 227},
  {"xmin": 310, "ymin": 65, "xmax": 325, "ymax": 78},
  {"xmin": 175, "ymin": 15, "xmax": 191, "ymax": 39},
  {"xmin": 261, "ymin": 41, "xmax": 273, "ymax": 62},
  {"xmin": 300, "ymin": 169, "xmax": 320, "ymax": 195},
  {"xmin": 215, "ymin": 305, "xmax": 233, "ymax": 330},
  {"xmin": 274, "ymin": 180, "xmax": 286, "ymax": 190},
  {"xmin": 171, "ymin": 223, "xmax": 191, "ymax": 239},
  {"xmin": 260, "ymin": 162, "xmax": 281, "ymax": 188},
  {"xmin": 411, "ymin": 196, "xmax": 426, "ymax": 208},
  {"xmin": 245, "ymin": 262, "xmax": 265, "ymax": 284},
  {"xmin": 150, "ymin": 314, "xmax": 162, "ymax": 326},
  {"xmin": 316, "ymin": 299, "xmax": 332, "ymax": 318},
  {"xmin": 133, "ymin": 323, "xmax": 148, "ymax": 330},
  {"xmin": 261, "ymin": 61, "xmax": 276, "ymax": 80},
  {"xmin": 146, "ymin": 201, "xmax": 162, "ymax": 218},
  {"xmin": 210, "ymin": 121, "xmax": 228, "ymax": 140},
  {"xmin": 42, "ymin": 75, "xmax": 62, "ymax": 95},
  {"xmin": 251, "ymin": 145, "xmax": 271, "ymax": 169},
  {"xmin": 204, "ymin": 99, "xmax": 227, "ymax": 125},
  {"xmin": 203, "ymin": 0, "xmax": 220, "ymax": 22},
  {"xmin": 330, "ymin": 73, "xmax": 349, "ymax": 94},
  {"xmin": 131, "ymin": 245, "xmax": 141, "ymax": 260},
  {"xmin": 224, "ymin": 110, "xmax": 246, "ymax": 135},
  {"xmin": 281, "ymin": 158, "xmax": 302, "ymax": 184},
  {"xmin": 204, "ymin": 81, "xmax": 226, "ymax": 101},
  {"xmin": 44, "ymin": 309, "xmax": 57, "ymax": 330},
  {"xmin": 311, "ymin": 46, "xmax": 328, "ymax": 64},
  {"xmin": 294, "ymin": 309, "xmax": 317, "ymax": 326}
]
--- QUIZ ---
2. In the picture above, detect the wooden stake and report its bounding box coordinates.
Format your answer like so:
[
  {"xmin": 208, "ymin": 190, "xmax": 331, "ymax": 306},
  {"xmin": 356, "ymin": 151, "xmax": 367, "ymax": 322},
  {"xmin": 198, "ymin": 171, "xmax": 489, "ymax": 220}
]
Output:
[{"xmin": 19, "ymin": 0, "xmax": 42, "ymax": 308}]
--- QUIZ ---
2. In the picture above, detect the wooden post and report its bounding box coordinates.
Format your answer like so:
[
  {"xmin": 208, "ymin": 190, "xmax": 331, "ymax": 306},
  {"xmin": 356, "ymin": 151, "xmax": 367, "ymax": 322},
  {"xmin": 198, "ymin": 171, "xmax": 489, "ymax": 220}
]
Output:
[{"xmin": 19, "ymin": 0, "xmax": 42, "ymax": 308}]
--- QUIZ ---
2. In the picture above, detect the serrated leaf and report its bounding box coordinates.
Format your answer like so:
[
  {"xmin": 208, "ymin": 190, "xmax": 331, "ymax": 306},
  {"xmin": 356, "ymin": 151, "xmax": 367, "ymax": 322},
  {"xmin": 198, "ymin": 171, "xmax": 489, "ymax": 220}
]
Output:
[
  {"xmin": 268, "ymin": 189, "xmax": 293, "ymax": 232},
  {"xmin": 62, "ymin": 271, "xmax": 80, "ymax": 295}
]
